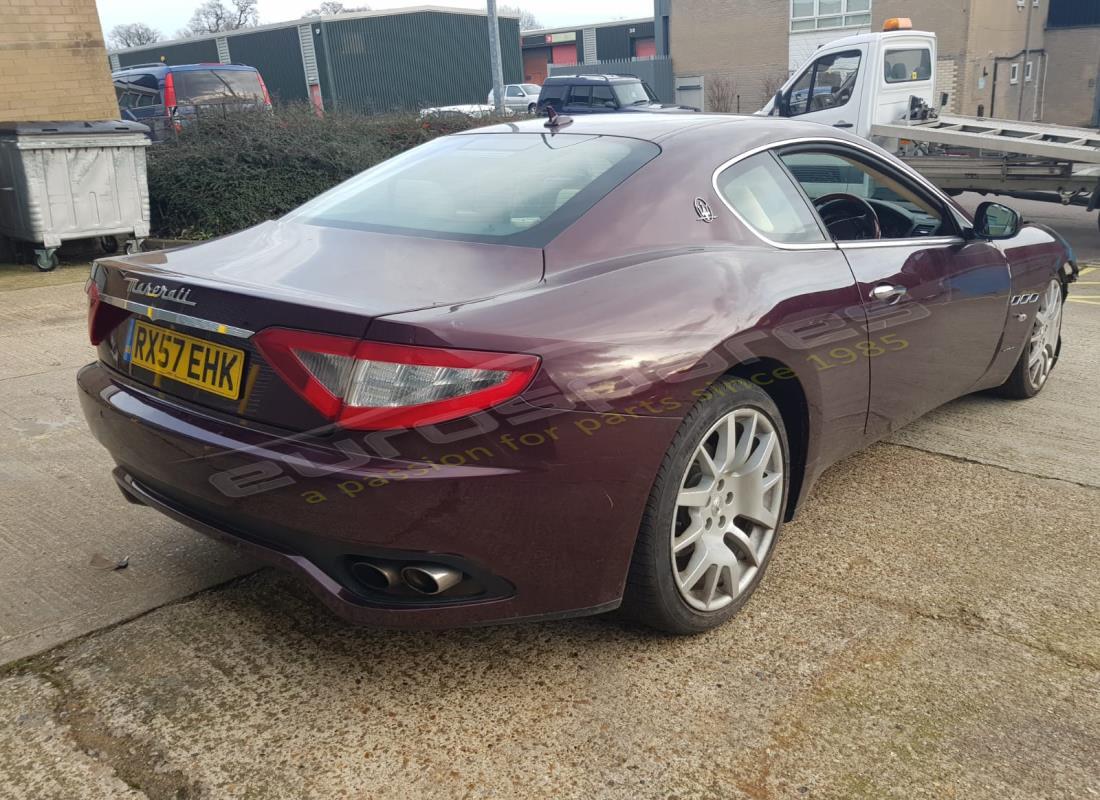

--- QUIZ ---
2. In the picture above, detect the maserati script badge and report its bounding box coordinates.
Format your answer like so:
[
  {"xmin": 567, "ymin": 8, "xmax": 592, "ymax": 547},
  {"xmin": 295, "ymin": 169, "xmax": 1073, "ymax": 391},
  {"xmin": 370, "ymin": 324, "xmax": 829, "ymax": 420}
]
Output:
[{"xmin": 124, "ymin": 276, "xmax": 196, "ymax": 307}]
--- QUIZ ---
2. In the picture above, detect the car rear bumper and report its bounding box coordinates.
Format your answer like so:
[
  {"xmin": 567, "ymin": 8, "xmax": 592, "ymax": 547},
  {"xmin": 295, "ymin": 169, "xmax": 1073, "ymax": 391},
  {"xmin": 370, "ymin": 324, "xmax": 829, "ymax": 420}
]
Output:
[{"xmin": 78, "ymin": 362, "xmax": 679, "ymax": 628}]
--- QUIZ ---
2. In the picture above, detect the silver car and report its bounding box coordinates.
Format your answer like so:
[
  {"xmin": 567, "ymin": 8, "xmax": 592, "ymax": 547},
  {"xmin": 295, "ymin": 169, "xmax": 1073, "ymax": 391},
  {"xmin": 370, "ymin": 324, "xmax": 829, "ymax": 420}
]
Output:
[{"xmin": 486, "ymin": 83, "xmax": 541, "ymax": 114}]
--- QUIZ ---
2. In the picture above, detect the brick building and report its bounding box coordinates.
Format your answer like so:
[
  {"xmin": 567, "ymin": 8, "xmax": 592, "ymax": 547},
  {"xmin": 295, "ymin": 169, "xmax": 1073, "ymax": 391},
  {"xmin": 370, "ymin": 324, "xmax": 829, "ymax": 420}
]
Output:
[
  {"xmin": 0, "ymin": 0, "xmax": 118, "ymax": 121},
  {"xmin": 658, "ymin": 0, "xmax": 1100, "ymax": 125}
]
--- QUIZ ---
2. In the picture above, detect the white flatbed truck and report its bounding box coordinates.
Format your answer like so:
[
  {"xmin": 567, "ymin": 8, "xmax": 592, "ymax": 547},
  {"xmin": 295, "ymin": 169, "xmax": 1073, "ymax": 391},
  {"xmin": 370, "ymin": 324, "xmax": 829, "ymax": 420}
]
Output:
[{"xmin": 759, "ymin": 19, "xmax": 1100, "ymax": 234}]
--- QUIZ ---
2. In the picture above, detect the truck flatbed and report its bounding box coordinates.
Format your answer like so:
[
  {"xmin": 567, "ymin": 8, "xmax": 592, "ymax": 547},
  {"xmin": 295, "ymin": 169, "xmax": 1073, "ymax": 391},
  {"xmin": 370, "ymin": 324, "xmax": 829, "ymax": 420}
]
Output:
[{"xmin": 872, "ymin": 115, "xmax": 1100, "ymax": 165}]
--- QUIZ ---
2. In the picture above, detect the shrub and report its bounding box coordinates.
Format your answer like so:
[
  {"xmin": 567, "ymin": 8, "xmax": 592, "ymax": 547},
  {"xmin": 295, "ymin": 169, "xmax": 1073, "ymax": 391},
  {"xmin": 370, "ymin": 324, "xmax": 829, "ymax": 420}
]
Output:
[{"xmin": 147, "ymin": 105, "xmax": 507, "ymax": 239}]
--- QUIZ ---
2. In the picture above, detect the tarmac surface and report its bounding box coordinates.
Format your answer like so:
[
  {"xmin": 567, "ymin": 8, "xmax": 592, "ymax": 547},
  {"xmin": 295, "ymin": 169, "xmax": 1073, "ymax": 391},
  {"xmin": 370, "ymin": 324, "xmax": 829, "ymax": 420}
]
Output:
[{"xmin": 0, "ymin": 195, "xmax": 1097, "ymax": 798}]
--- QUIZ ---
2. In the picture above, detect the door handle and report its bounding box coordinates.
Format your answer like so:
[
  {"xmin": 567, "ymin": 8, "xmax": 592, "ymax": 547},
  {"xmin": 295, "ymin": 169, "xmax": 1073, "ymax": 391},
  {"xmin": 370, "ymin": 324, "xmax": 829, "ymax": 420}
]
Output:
[
  {"xmin": 833, "ymin": 121, "xmax": 854, "ymax": 128},
  {"xmin": 870, "ymin": 284, "xmax": 907, "ymax": 304}
]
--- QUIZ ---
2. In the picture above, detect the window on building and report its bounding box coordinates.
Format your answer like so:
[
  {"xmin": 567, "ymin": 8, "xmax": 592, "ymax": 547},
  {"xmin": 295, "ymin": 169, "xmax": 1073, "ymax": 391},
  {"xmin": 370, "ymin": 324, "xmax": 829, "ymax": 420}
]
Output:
[
  {"xmin": 884, "ymin": 49, "xmax": 933, "ymax": 83},
  {"xmin": 1025, "ymin": 61, "xmax": 1033, "ymax": 82},
  {"xmin": 790, "ymin": 0, "xmax": 871, "ymax": 32},
  {"xmin": 1010, "ymin": 63, "xmax": 1020, "ymax": 84}
]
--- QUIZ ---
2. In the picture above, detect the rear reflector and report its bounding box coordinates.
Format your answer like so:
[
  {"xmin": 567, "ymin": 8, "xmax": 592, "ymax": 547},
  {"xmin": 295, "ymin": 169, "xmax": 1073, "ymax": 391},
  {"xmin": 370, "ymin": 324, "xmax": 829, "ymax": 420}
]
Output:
[{"xmin": 253, "ymin": 328, "xmax": 540, "ymax": 430}]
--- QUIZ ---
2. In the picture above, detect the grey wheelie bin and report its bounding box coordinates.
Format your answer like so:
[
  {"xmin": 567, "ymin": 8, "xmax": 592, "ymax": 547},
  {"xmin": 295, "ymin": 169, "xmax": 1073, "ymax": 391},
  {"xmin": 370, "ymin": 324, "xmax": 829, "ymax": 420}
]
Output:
[{"xmin": 0, "ymin": 121, "xmax": 151, "ymax": 270}]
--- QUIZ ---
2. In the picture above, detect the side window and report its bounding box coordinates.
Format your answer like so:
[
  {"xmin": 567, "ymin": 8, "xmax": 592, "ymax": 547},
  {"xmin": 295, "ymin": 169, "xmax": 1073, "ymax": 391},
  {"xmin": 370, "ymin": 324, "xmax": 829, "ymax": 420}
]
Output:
[
  {"xmin": 884, "ymin": 49, "xmax": 932, "ymax": 83},
  {"xmin": 779, "ymin": 149, "xmax": 949, "ymax": 240},
  {"xmin": 506, "ymin": 85, "xmax": 523, "ymax": 97},
  {"xmin": 590, "ymin": 86, "xmax": 615, "ymax": 107},
  {"xmin": 786, "ymin": 50, "xmax": 861, "ymax": 116},
  {"xmin": 566, "ymin": 86, "xmax": 590, "ymax": 105},
  {"xmin": 715, "ymin": 153, "xmax": 826, "ymax": 245},
  {"xmin": 540, "ymin": 84, "xmax": 565, "ymax": 108}
]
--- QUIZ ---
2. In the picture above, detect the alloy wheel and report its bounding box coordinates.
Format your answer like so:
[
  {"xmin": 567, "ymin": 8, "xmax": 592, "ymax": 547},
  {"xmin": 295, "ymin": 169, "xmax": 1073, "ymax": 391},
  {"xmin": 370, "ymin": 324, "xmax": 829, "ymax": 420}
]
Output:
[
  {"xmin": 670, "ymin": 408, "xmax": 784, "ymax": 612},
  {"xmin": 1027, "ymin": 279, "xmax": 1063, "ymax": 390}
]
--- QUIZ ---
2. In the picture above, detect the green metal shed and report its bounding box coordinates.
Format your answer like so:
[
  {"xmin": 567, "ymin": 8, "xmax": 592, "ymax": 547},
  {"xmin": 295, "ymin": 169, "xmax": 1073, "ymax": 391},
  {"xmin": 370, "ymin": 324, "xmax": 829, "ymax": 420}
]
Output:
[{"xmin": 108, "ymin": 6, "xmax": 522, "ymax": 113}]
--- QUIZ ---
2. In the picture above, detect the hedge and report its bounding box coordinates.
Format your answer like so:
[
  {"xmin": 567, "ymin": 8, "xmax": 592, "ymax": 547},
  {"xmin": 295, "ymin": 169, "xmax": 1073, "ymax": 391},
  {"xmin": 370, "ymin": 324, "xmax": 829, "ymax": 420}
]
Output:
[{"xmin": 147, "ymin": 106, "xmax": 507, "ymax": 240}]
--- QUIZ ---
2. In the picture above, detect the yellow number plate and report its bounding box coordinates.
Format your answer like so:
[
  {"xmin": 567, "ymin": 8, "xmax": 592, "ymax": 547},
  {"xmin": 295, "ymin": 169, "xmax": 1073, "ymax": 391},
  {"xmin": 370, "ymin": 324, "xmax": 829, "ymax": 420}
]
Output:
[{"xmin": 129, "ymin": 320, "xmax": 245, "ymax": 400}]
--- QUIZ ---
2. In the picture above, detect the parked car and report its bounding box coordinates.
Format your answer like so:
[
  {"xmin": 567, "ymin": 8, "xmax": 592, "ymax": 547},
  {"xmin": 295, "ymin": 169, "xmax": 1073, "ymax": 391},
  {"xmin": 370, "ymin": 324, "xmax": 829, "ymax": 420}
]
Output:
[
  {"xmin": 80, "ymin": 114, "xmax": 1075, "ymax": 634},
  {"xmin": 486, "ymin": 83, "xmax": 542, "ymax": 114},
  {"xmin": 536, "ymin": 74, "xmax": 698, "ymax": 115},
  {"xmin": 112, "ymin": 63, "xmax": 272, "ymax": 141}
]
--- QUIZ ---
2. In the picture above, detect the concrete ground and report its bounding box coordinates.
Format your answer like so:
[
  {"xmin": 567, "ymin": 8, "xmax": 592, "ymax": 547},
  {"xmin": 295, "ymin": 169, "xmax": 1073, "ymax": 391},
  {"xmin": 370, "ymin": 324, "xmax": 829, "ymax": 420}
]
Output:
[
  {"xmin": 0, "ymin": 199, "xmax": 1098, "ymax": 798},
  {"xmin": 0, "ymin": 266, "xmax": 255, "ymax": 665}
]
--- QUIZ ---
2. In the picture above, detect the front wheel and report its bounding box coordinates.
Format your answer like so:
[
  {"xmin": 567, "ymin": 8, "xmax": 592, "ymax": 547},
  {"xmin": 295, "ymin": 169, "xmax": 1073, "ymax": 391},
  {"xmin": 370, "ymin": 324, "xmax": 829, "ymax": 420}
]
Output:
[
  {"xmin": 621, "ymin": 382, "xmax": 789, "ymax": 634},
  {"xmin": 996, "ymin": 277, "xmax": 1065, "ymax": 399}
]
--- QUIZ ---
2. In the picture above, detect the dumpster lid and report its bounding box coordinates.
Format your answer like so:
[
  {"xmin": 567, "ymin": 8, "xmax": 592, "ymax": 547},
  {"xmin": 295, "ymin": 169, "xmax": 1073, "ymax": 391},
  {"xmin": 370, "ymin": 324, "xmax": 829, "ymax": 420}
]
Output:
[{"xmin": 0, "ymin": 120, "xmax": 149, "ymax": 136}]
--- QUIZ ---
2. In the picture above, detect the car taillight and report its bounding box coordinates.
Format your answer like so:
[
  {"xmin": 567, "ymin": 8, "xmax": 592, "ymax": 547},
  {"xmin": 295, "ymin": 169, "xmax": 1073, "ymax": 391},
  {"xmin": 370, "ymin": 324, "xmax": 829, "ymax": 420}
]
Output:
[
  {"xmin": 86, "ymin": 280, "xmax": 128, "ymax": 345},
  {"xmin": 163, "ymin": 72, "xmax": 177, "ymax": 108},
  {"xmin": 253, "ymin": 328, "xmax": 540, "ymax": 430},
  {"xmin": 257, "ymin": 74, "xmax": 272, "ymax": 107}
]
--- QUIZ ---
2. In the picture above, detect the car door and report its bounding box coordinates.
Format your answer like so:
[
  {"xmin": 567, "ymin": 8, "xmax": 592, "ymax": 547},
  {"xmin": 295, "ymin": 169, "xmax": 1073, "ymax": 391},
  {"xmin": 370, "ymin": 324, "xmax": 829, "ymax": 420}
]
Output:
[
  {"xmin": 711, "ymin": 152, "xmax": 871, "ymax": 468},
  {"xmin": 778, "ymin": 144, "xmax": 1011, "ymax": 436},
  {"xmin": 505, "ymin": 85, "xmax": 525, "ymax": 111},
  {"xmin": 783, "ymin": 48, "xmax": 865, "ymax": 131}
]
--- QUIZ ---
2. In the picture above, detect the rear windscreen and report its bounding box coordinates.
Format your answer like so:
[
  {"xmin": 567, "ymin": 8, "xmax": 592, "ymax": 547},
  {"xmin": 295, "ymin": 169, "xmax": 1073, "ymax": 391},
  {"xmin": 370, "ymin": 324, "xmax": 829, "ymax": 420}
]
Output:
[
  {"xmin": 288, "ymin": 133, "xmax": 660, "ymax": 247},
  {"xmin": 174, "ymin": 69, "xmax": 265, "ymax": 103},
  {"xmin": 884, "ymin": 49, "xmax": 932, "ymax": 83}
]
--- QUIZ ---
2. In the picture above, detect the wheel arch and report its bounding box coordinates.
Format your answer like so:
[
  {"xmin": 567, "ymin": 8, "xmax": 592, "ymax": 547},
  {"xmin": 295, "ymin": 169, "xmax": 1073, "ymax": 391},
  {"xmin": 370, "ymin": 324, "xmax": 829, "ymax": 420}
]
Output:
[{"xmin": 705, "ymin": 358, "xmax": 810, "ymax": 523}]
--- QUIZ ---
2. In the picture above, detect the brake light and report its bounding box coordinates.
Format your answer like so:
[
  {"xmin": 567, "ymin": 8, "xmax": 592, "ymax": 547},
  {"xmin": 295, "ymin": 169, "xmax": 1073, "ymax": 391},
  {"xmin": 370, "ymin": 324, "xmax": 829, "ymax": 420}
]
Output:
[
  {"xmin": 86, "ymin": 280, "xmax": 129, "ymax": 345},
  {"xmin": 163, "ymin": 72, "xmax": 177, "ymax": 108},
  {"xmin": 253, "ymin": 329, "xmax": 541, "ymax": 430},
  {"xmin": 257, "ymin": 74, "xmax": 272, "ymax": 107}
]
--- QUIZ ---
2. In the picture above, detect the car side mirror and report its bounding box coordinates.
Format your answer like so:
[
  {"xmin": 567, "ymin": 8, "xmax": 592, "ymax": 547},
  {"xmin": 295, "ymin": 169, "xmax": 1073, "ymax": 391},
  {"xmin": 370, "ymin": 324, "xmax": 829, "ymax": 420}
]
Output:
[
  {"xmin": 604, "ymin": 100, "xmax": 618, "ymax": 109},
  {"xmin": 972, "ymin": 201, "xmax": 1021, "ymax": 240},
  {"xmin": 771, "ymin": 90, "xmax": 788, "ymax": 117}
]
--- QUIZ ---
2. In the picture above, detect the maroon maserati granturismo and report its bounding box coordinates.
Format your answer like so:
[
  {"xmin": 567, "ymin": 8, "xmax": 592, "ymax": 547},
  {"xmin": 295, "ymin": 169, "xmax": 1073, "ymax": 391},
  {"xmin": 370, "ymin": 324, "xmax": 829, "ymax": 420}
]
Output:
[{"xmin": 79, "ymin": 114, "xmax": 1076, "ymax": 633}]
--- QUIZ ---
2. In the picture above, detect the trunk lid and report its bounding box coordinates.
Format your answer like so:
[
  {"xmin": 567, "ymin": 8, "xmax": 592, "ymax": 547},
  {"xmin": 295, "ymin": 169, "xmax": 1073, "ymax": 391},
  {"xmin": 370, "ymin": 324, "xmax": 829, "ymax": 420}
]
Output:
[{"xmin": 91, "ymin": 221, "xmax": 544, "ymax": 430}]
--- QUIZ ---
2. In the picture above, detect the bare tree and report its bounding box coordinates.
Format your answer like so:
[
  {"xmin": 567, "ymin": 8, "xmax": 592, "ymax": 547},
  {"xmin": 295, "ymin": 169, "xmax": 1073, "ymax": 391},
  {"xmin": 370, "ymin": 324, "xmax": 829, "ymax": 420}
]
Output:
[
  {"xmin": 303, "ymin": 1, "xmax": 370, "ymax": 16},
  {"xmin": 108, "ymin": 23, "xmax": 162, "ymax": 49},
  {"xmin": 761, "ymin": 69, "xmax": 791, "ymax": 107},
  {"xmin": 705, "ymin": 75, "xmax": 737, "ymax": 113},
  {"xmin": 179, "ymin": 0, "xmax": 258, "ymax": 36},
  {"xmin": 499, "ymin": 5, "xmax": 541, "ymax": 31}
]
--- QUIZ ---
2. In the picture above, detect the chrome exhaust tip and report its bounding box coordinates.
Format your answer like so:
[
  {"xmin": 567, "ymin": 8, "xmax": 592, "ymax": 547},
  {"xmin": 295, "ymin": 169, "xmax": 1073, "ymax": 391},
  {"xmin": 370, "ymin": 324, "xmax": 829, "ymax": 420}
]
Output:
[
  {"xmin": 350, "ymin": 560, "xmax": 401, "ymax": 591},
  {"xmin": 401, "ymin": 564, "xmax": 463, "ymax": 595}
]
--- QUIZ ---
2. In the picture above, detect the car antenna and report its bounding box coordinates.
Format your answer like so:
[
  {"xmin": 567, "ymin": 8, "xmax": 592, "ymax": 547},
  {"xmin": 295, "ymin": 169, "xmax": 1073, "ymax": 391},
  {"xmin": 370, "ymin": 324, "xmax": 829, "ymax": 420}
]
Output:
[{"xmin": 544, "ymin": 105, "xmax": 573, "ymax": 130}]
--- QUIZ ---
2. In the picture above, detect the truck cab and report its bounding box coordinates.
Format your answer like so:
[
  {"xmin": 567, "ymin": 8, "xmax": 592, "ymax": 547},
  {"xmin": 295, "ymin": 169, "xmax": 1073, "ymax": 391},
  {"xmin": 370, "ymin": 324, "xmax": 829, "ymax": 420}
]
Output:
[{"xmin": 759, "ymin": 20, "xmax": 938, "ymax": 138}]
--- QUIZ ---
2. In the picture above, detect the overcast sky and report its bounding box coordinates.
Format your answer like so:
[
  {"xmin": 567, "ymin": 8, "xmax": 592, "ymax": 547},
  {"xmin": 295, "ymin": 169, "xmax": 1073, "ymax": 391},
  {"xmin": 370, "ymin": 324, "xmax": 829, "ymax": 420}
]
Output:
[{"xmin": 96, "ymin": 0, "xmax": 654, "ymax": 40}]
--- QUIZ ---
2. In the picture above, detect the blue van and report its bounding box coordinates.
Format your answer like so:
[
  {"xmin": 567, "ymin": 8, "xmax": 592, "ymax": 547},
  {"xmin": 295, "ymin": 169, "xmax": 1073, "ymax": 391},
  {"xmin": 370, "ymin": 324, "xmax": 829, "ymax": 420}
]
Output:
[{"xmin": 111, "ymin": 63, "xmax": 272, "ymax": 140}]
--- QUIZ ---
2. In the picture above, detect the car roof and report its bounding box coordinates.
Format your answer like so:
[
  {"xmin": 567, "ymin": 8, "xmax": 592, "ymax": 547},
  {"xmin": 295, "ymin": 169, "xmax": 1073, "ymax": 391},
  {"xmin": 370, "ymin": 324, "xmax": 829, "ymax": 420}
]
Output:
[
  {"xmin": 111, "ymin": 63, "xmax": 259, "ymax": 77},
  {"xmin": 542, "ymin": 74, "xmax": 642, "ymax": 86},
  {"xmin": 468, "ymin": 112, "xmax": 863, "ymax": 149}
]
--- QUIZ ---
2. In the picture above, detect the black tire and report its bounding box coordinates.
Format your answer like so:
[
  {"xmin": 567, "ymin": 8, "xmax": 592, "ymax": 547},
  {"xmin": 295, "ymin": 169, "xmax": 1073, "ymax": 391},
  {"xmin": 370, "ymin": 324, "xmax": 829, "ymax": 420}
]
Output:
[
  {"xmin": 99, "ymin": 235, "xmax": 120, "ymax": 255},
  {"xmin": 620, "ymin": 381, "xmax": 789, "ymax": 634},
  {"xmin": 995, "ymin": 277, "xmax": 1065, "ymax": 399},
  {"xmin": 527, "ymin": 102, "xmax": 536, "ymax": 114}
]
